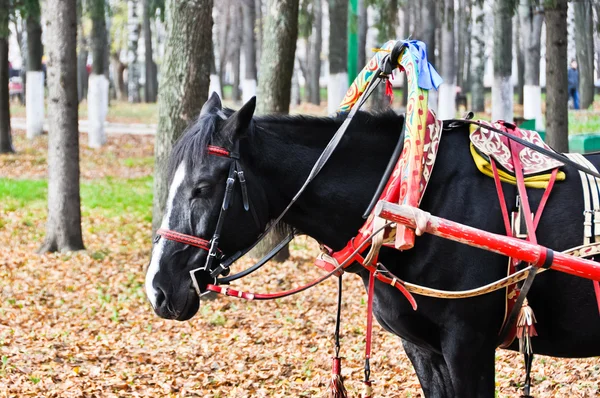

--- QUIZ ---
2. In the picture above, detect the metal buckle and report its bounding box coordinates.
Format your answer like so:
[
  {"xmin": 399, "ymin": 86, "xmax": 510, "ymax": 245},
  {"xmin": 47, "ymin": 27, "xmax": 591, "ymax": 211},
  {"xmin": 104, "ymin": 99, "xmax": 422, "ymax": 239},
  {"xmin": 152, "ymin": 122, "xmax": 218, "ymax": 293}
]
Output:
[{"xmin": 189, "ymin": 266, "xmax": 216, "ymax": 297}]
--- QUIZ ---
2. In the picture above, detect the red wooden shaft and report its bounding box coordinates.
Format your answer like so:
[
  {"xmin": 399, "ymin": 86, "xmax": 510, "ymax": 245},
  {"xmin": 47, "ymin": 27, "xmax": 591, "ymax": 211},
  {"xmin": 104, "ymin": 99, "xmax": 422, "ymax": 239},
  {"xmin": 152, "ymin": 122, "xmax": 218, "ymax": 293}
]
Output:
[{"xmin": 375, "ymin": 202, "xmax": 600, "ymax": 281}]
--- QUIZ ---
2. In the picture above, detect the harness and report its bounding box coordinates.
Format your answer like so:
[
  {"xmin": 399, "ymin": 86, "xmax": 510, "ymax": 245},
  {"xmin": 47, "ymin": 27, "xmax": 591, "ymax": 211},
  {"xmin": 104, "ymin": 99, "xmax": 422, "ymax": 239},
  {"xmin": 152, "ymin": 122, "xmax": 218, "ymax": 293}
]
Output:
[{"xmin": 154, "ymin": 38, "xmax": 600, "ymax": 397}]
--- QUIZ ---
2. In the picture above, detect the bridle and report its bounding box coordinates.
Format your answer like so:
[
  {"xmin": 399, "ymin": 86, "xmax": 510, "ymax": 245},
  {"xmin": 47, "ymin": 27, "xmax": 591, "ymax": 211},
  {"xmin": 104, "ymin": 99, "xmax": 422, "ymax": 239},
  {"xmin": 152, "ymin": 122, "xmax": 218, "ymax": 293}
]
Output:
[
  {"xmin": 156, "ymin": 142, "xmax": 262, "ymax": 296},
  {"xmin": 154, "ymin": 69, "xmax": 386, "ymax": 298}
]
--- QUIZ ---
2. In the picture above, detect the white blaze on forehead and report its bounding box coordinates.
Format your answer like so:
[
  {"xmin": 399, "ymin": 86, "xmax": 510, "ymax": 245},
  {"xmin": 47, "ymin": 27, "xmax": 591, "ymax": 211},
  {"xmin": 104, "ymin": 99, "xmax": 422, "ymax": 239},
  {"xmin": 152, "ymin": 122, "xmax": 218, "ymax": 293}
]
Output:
[{"xmin": 145, "ymin": 162, "xmax": 187, "ymax": 308}]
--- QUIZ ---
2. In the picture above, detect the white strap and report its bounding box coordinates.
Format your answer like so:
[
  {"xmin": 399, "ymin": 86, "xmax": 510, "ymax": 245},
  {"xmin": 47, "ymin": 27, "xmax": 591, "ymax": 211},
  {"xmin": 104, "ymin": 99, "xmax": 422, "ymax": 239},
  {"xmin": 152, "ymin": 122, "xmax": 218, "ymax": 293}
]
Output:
[
  {"xmin": 574, "ymin": 154, "xmax": 600, "ymax": 242},
  {"xmin": 566, "ymin": 153, "xmax": 594, "ymax": 244}
]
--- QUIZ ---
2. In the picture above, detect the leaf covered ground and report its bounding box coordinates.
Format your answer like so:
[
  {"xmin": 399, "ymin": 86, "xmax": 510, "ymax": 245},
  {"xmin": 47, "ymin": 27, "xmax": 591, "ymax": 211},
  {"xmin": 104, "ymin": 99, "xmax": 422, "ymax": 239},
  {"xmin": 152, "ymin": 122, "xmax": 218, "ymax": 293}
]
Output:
[{"xmin": 1, "ymin": 130, "xmax": 599, "ymax": 397}]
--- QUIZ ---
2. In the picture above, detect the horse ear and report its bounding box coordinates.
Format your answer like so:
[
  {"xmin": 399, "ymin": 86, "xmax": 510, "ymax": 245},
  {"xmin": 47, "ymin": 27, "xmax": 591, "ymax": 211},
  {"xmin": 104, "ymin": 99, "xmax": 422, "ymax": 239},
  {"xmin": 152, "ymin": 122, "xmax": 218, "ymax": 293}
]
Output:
[
  {"xmin": 200, "ymin": 92, "xmax": 222, "ymax": 116},
  {"xmin": 225, "ymin": 97, "xmax": 256, "ymax": 138}
]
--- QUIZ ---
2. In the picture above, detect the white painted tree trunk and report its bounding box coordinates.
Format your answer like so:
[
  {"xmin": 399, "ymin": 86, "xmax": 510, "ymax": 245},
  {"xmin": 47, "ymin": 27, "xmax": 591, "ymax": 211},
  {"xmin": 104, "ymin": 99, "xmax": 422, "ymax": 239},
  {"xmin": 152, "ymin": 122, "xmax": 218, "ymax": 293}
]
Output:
[
  {"xmin": 242, "ymin": 78, "xmax": 256, "ymax": 102},
  {"xmin": 492, "ymin": 0, "xmax": 513, "ymax": 122},
  {"xmin": 327, "ymin": 72, "xmax": 347, "ymax": 115},
  {"xmin": 519, "ymin": 0, "xmax": 543, "ymax": 130},
  {"xmin": 87, "ymin": 74, "xmax": 109, "ymax": 148},
  {"xmin": 26, "ymin": 71, "xmax": 44, "ymax": 138},
  {"xmin": 209, "ymin": 73, "xmax": 222, "ymax": 98},
  {"xmin": 492, "ymin": 76, "xmax": 513, "ymax": 121},
  {"xmin": 438, "ymin": 0, "xmax": 456, "ymax": 120},
  {"xmin": 437, "ymin": 84, "xmax": 456, "ymax": 119}
]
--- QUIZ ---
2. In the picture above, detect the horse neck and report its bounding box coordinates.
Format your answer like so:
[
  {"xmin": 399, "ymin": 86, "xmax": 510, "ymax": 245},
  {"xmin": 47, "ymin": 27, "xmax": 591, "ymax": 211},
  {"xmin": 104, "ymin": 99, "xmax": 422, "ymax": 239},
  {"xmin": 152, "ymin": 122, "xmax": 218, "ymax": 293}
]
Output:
[{"xmin": 244, "ymin": 112, "xmax": 403, "ymax": 249}]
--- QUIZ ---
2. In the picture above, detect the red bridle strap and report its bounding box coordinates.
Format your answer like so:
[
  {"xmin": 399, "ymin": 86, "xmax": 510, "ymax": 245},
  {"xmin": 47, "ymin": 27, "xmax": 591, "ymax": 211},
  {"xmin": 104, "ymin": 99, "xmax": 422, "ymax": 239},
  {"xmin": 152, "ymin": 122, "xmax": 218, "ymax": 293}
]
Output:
[
  {"xmin": 207, "ymin": 145, "xmax": 231, "ymax": 158},
  {"xmin": 157, "ymin": 228, "xmax": 217, "ymax": 253}
]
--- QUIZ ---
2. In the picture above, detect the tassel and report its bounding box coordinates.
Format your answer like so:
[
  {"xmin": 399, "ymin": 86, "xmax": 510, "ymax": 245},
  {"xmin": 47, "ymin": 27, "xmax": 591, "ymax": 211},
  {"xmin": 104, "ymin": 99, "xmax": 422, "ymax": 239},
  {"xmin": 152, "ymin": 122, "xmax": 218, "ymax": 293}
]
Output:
[
  {"xmin": 516, "ymin": 298, "xmax": 537, "ymax": 355},
  {"xmin": 327, "ymin": 357, "xmax": 347, "ymax": 398},
  {"xmin": 362, "ymin": 380, "xmax": 373, "ymax": 398},
  {"xmin": 385, "ymin": 79, "xmax": 394, "ymax": 104}
]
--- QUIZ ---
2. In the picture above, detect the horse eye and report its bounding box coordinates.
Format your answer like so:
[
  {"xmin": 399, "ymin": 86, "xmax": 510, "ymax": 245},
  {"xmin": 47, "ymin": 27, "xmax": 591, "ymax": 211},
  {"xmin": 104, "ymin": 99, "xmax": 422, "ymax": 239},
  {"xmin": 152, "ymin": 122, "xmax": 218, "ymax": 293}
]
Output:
[{"xmin": 191, "ymin": 186, "xmax": 211, "ymax": 199}]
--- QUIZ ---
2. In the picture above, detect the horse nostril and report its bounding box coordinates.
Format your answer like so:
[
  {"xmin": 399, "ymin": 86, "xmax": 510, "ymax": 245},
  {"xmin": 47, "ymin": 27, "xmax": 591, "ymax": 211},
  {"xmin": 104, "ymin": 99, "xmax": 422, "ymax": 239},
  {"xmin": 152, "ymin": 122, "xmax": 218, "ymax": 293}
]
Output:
[{"xmin": 154, "ymin": 287, "xmax": 167, "ymax": 308}]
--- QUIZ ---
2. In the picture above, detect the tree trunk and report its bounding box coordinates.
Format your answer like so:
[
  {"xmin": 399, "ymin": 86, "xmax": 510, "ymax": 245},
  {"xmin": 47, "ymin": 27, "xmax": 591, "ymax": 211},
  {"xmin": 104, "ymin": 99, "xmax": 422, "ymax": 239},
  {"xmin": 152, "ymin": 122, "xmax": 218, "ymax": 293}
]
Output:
[
  {"xmin": 152, "ymin": 0, "xmax": 213, "ymax": 232},
  {"xmin": 291, "ymin": 61, "xmax": 301, "ymax": 106},
  {"xmin": 0, "ymin": 0, "xmax": 13, "ymax": 154},
  {"xmin": 456, "ymin": 0, "xmax": 468, "ymax": 91},
  {"xmin": 520, "ymin": 0, "xmax": 543, "ymax": 129},
  {"xmin": 256, "ymin": 0, "xmax": 263, "ymax": 70},
  {"xmin": 40, "ymin": 0, "xmax": 85, "ymax": 253},
  {"xmin": 574, "ymin": 0, "xmax": 594, "ymax": 110},
  {"xmin": 420, "ymin": 0, "xmax": 436, "ymax": 112},
  {"xmin": 26, "ymin": 0, "xmax": 44, "ymax": 139},
  {"xmin": 89, "ymin": 0, "xmax": 109, "ymax": 148},
  {"xmin": 242, "ymin": 0, "xmax": 258, "ymax": 102},
  {"xmin": 545, "ymin": 0, "xmax": 569, "ymax": 152},
  {"xmin": 256, "ymin": 0, "xmax": 299, "ymax": 114},
  {"xmin": 143, "ymin": 0, "xmax": 158, "ymax": 103},
  {"xmin": 470, "ymin": 0, "xmax": 486, "ymax": 113},
  {"xmin": 231, "ymin": 5, "xmax": 243, "ymax": 103},
  {"xmin": 216, "ymin": 0, "xmax": 231, "ymax": 97},
  {"xmin": 111, "ymin": 53, "xmax": 128, "ymax": 101},
  {"xmin": 438, "ymin": 0, "xmax": 456, "ymax": 120},
  {"xmin": 514, "ymin": 14, "xmax": 524, "ymax": 106},
  {"xmin": 77, "ymin": 3, "xmax": 89, "ymax": 104},
  {"xmin": 357, "ymin": 0, "xmax": 367, "ymax": 68},
  {"xmin": 309, "ymin": 0, "xmax": 322, "ymax": 105},
  {"xmin": 492, "ymin": 0, "xmax": 513, "ymax": 122},
  {"xmin": 327, "ymin": 0, "xmax": 348, "ymax": 114},
  {"xmin": 128, "ymin": 0, "xmax": 141, "ymax": 103}
]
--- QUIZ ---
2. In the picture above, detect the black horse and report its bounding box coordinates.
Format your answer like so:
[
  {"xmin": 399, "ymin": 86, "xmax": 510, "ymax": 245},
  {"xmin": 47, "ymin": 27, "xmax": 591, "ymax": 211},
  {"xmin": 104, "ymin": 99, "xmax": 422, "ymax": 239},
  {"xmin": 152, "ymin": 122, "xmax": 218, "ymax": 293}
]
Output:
[{"xmin": 145, "ymin": 93, "xmax": 600, "ymax": 397}]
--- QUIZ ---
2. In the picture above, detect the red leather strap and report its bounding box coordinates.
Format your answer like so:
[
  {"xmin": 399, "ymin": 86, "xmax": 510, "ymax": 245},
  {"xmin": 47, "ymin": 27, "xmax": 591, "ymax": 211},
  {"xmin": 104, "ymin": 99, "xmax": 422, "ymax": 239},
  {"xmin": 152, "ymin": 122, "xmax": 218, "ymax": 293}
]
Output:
[
  {"xmin": 594, "ymin": 281, "xmax": 600, "ymax": 315},
  {"xmin": 491, "ymin": 159, "xmax": 512, "ymax": 236},
  {"xmin": 156, "ymin": 228, "xmax": 214, "ymax": 252},
  {"xmin": 207, "ymin": 145, "xmax": 231, "ymax": 158},
  {"xmin": 533, "ymin": 168, "xmax": 558, "ymax": 229}
]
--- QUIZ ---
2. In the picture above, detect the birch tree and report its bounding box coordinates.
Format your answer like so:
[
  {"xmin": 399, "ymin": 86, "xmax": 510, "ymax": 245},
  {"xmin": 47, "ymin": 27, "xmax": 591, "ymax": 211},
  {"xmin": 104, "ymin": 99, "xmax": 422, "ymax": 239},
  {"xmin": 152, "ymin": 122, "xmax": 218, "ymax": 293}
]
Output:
[
  {"xmin": 328, "ymin": 0, "xmax": 348, "ymax": 114},
  {"xmin": 128, "ymin": 0, "xmax": 141, "ymax": 103},
  {"xmin": 519, "ymin": 0, "xmax": 543, "ymax": 129},
  {"xmin": 492, "ymin": 0, "xmax": 514, "ymax": 122},
  {"xmin": 152, "ymin": 0, "xmax": 213, "ymax": 231},
  {"xmin": 25, "ymin": 0, "xmax": 44, "ymax": 139},
  {"xmin": 88, "ymin": 0, "xmax": 109, "ymax": 148},
  {"xmin": 308, "ymin": 0, "xmax": 322, "ymax": 105},
  {"xmin": 40, "ymin": 0, "xmax": 85, "ymax": 253},
  {"xmin": 0, "ymin": 0, "xmax": 13, "ymax": 154},
  {"xmin": 420, "ymin": 0, "xmax": 436, "ymax": 112},
  {"xmin": 438, "ymin": 0, "xmax": 456, "ymax": 119},
  {"xmin": 242, "ymin": 0, "xmax": 258, "ymax": 102},
  {"xmin": 470, "ymin": 0, "xmax": 487, "ymax": 113},
  {"xmin": 230, "ymin": 4, "xmax": 243, "ymax": 103},
  {"xmin": 574, "ymin": 0, "xmax": 595, "ymax": 110},
  {"xmin": 545, "ymin": 0, "xmax": 568, "ymax": 152}
]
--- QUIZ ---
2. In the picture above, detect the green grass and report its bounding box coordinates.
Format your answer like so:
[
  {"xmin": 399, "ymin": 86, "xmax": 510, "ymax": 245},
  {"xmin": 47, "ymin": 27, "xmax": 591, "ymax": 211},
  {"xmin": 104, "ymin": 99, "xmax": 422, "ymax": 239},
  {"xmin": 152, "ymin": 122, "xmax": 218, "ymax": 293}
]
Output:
[
  {"xmin": 569, "ymin": 112, "xmax": 600, "ymax": 135},
  {"xmin": 0, "ymin": 177, "xmax": 153, "ymax": 221}
]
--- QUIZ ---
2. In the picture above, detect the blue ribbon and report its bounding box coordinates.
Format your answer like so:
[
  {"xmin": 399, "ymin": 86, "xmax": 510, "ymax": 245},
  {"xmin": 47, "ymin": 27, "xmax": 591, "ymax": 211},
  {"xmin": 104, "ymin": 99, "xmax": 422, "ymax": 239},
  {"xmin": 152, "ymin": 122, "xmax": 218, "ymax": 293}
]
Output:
[{"xmin": 397, "ymin": 40, "xmax": 443, "ymax": 90}]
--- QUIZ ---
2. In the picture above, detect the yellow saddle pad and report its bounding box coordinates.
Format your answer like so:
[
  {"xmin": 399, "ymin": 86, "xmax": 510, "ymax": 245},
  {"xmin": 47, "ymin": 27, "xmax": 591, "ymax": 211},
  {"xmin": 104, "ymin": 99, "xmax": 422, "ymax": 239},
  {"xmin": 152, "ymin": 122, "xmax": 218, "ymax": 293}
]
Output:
[{"xmin": 469, "ymin": 121, "xmax": 565, "ymax": 189}]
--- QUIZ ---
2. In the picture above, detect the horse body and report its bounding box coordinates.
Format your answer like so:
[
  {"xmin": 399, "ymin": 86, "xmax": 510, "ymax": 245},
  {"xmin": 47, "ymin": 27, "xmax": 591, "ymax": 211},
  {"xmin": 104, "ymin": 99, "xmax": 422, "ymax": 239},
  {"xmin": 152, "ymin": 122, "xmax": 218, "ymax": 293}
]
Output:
[{"xmin": 146, "ymin": 94, "xmax": 600, "ymax": 397}]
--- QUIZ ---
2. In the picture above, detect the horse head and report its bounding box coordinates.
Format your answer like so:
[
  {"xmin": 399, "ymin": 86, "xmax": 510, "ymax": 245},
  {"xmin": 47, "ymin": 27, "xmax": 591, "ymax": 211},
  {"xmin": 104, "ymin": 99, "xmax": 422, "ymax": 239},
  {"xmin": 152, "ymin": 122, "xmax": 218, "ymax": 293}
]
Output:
[{"xmin": 145, "ymin": 93, "xmax": 269, "ymax": 321}]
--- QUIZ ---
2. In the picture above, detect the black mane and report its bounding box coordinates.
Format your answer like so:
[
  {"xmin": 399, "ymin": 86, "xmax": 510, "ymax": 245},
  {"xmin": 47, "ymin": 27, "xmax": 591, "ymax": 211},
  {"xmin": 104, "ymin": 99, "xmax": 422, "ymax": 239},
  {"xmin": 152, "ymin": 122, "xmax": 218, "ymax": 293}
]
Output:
[{"xmin": 167, "ymin": 109, "xmax": 403, "ymax": 184}]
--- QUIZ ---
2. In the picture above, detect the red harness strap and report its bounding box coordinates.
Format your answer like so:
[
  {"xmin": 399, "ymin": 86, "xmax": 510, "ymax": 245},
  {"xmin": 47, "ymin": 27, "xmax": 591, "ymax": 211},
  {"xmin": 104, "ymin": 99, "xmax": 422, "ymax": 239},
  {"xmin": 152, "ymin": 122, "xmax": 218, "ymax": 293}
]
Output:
[{"xmin": 492, "ymin": 126, "xmax": 559, "ymax": 348}]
